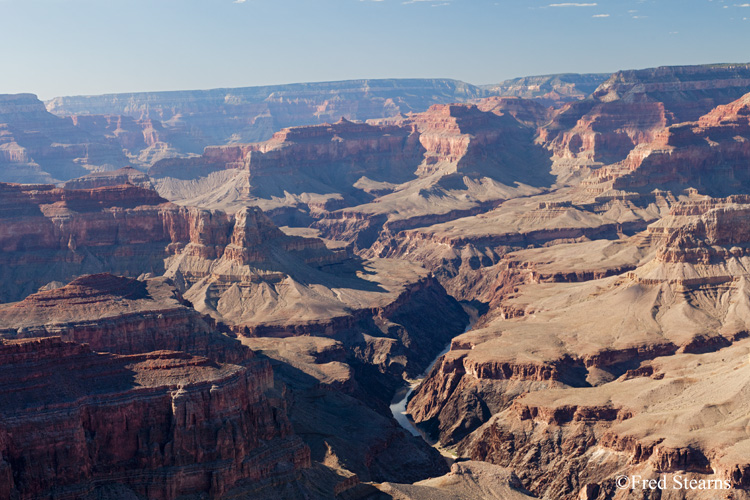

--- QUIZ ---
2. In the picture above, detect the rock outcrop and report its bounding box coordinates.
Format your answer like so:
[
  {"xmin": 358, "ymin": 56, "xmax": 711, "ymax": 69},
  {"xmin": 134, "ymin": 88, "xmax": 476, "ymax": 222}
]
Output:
[
  {"xmin": 540, "ymin": 63, "xmax": 750, "ymax": 166},
  {"xmin": 0, "ymin": 273, "xmax": 246, "ymax": 363},
  {"xmin": 0, "ymin": 336, "xmax": 310, "ymax": 500},
  {"xmin": 61, "ymin": 166, "xmax": 154, "ymax": 190},
  {"xmin": 0, "ymin": 182, "xmax": 183, "ymax": 302},
  {"xmin": 150, "ymin": 117, "xmax": 425, "ymax": 209},
  {"xmin": 599, "ymin": 92, "xmax": 750, "ymax": 197}
]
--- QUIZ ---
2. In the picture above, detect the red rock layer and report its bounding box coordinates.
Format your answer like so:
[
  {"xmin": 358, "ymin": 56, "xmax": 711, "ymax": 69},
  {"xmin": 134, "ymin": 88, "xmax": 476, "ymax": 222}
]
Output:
[
  {"xmin": 540, "ymin": 64, "xmax": 750, "ymax": 164},
  {"xmin": 609, "ymin": 92, "xmax": 750, "ymax": 195},
  {"xmin": 0, "ymin": 274, "xmax": 248, "ymax": 364},
  {"xmin": 0, "ymin": 182, "xmax": 341, "ymax": 302},
  {"xmin": 0, "ymin": 337, "xmax": 310, "ymax": 500},
  {"xmin": 150, "ymin": 117, "xmax": 426, "ymax": 196},
  {"xmin": 540, "ymin": 99, "xmax": 668, "ymax": 164}
]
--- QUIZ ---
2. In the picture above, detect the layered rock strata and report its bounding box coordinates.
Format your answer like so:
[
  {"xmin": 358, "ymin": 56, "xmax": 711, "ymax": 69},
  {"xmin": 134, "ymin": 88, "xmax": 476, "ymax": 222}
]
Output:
[
  {"xmin": 0, "ymin": 334, "xmax": 309, "ymax": 499},
  {"xmin": 540, "ymin": 64, "xmax": 750, "ymax": 166},
  {"xmin": 405, "ymin": 195, "xmax": 750, "ymax": 498},
  {"xmin": 46, "ymin": 79, "xmax": 491, "ymax": 158},
  {"xmin": 149, "ymin": 103, "xmax": 553, "ymax": 251}
]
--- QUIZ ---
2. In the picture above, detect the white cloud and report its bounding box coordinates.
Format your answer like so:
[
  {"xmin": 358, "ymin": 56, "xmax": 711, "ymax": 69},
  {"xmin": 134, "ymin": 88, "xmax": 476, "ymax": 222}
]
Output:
[
  {"xmin": 548, "ymin": 2, "xmax": 597, "ymax": 6},
  {"xmin": 592, "ymin": 13, "xmax": 609, "ymax": 17},
  {"xmin": 233, "ymin": 0, "xmax": 247, "ymax": 3}
]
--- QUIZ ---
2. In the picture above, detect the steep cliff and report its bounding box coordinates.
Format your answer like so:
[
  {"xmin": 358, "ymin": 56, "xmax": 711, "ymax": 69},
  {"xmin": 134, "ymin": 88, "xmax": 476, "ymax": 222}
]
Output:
[
  {"xmin": 148, "ymin": 103, "xmax": 554, "ymax": 251},
  {"xmin": 150, "ymin": 117, "xmax": 425, "ymax": 208},
  {"xmin": 0, "ymin": 182, "xmax": 186, "ymax": 302},
  {"xmin": 0, "ymin": 336, "xmax": 310, "ymax": 500},
  {"xmin": 0, "ymin": 182, "xmax": 344, "ymax": 303},
  {"xmin": 166, "ymin": 206, "xmax": 468, "ymax": 377},
  {"xmin": 602, "ymin": 92, "xmax": 750, "ymax": 197},
  {"xmin": 540, "ymin": 63, "xmax": 750, "ymax": 166},
  {"xmin": 0, "ymin": 273, "xmax": 246, "ymax": 363}
]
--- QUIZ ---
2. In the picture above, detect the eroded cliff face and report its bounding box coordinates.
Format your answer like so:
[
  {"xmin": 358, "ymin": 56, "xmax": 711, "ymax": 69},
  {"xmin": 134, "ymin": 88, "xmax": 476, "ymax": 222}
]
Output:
[
  {"xmin": 149, "ymin": 102, "xmax": 554, "ymax": 254},
  {"xmin": 165, "ymin": 205, "xmax": 468, "ymax": 378},
  {"xmin": 539, "ymin": 64, "xmax": 750, "ymax": 168},
  {"xmin": 603, "ymin": 92, "xmax": 750, "ymax": 197},
  {"xmin": 0, "ymin": 274, "xmax": 248, "ymax": 363},
  {"xmin": 0, "ymin": 336, "xmax": 310, "ymax": 500},
  {"xmin": 0, "ymin": 196, "xmax": 468, "ymax": 498},
  {"xmin": 0, "ymin": 182, "xmax": 190, "ymax": 302}
]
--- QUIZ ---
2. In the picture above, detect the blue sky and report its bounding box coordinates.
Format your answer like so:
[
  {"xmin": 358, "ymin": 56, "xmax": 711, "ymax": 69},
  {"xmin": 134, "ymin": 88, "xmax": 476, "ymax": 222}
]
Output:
[{"xmin": 1, "ymin": 0, "xmax": 748, "ymax": 99}]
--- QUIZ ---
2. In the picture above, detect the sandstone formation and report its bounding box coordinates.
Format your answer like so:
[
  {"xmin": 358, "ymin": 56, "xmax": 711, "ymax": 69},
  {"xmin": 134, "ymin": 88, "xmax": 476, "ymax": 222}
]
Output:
[
  {"xmin": 540, "ymin": 63, "xmax": 750, "ymax": 166},
  {"xmin": 0, "ymin": 336, "xmax": 310, "ymax": 500}
]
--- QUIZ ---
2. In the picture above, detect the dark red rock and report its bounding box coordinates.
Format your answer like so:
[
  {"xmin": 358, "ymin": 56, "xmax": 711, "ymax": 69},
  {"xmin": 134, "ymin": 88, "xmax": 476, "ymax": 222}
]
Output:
[{"xmin": 0, "ymin": 336, "xmax": 310, "ymax": 499}]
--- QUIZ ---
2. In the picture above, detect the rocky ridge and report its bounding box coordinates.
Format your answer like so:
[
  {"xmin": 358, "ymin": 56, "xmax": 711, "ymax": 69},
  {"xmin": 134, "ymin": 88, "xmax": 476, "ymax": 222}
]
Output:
[{"xmin": 0, "ymin": 271, "xmax": 312, "ymax": 499}]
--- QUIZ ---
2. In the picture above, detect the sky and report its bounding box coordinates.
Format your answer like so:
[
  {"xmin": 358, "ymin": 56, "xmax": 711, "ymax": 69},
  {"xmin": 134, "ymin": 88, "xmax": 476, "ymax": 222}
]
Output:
[{"xmin": 1, "ymin": 0, "xmax": 749, "ymax": 99}]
